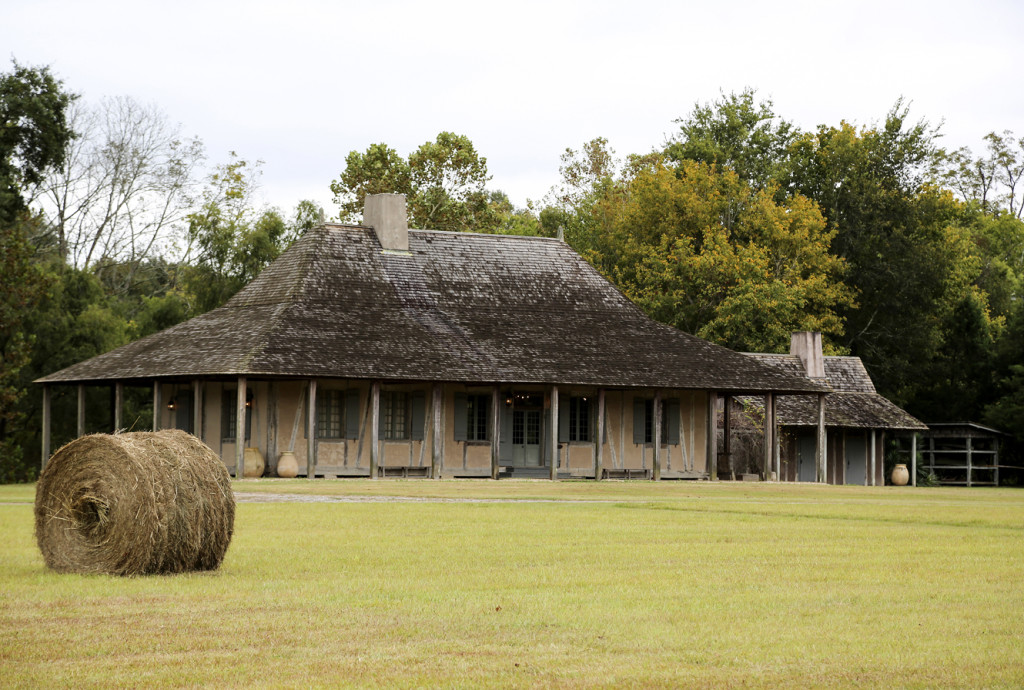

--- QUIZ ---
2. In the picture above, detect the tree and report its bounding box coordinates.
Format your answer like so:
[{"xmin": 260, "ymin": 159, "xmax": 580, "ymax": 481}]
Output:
[
  {"xmin": 32, "ymin": 96, "xmax": 204, "ymax": 286},
  {"xmin": 585, "ymin": 159, "xmax": 854, "ymax": 353},
  {"xmin": 664, "ymin": 88, "xmax": 797, "ymax": 195},
  {"xmin": 0, "ymin": 60, "xmax": 73, "ymax": 479},
  {"xmin": 0, "ymin": 60, "xmax": 75, "ymax": 226},
  {"xmin": 943, "ymin": 130, "xmax": 1024, "ymax": 219},
  {"xmin": 183, "ymin": 154, "xmax": 313, "ymax": 313},
  {"xmin": 331, "ymin": 132, "xmax": 495, "ymax": 232}
]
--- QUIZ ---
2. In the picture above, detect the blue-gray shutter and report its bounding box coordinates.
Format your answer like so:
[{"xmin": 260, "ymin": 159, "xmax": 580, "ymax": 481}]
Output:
[
  {"xmin": 558, "ymin": 399, "xmax": 570, "ymax": 443},
  {"xmin": 499, "ymin": 402, "xmax": 513, "ymax": 462},
  {"xmin": 175, "ymin": 391, "xmax": 193, "ymax": 434},
  {"xmin": 632, "ymin": 397, "xmax": 646, "ymax": 445},
  {"xmin": 410, "ymin": 391, "xmax": 426, "ymax": 441},
  {"xmin": 345, "ymin": 389, "xmax": 361, "ymax": 438},
  {"xmin": 453, "ymin": 393, "xmax": 468, "ymax": 442},
  {"xmin": 665, "ymin": 399, "xmax": 680, "ymax": 445}
]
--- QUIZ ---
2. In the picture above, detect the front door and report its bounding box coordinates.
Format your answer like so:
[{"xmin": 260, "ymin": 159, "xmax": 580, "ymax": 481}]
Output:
[
  {"xmin": 512, "ymin": 409, "xmax": 543, "ymax": 467},
  {"xmin": 501, "ymin": 392, "xmax": 544, "ymax": 468},
  {"xmin": 798, "ymin": 435, "xmax": 817, "ymax": 482}
]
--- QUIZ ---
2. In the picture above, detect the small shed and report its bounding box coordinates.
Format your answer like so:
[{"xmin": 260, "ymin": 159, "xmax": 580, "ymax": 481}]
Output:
[{"xmin": 919, "ymin": 422, "xmax": 1006, "ymax": 486}]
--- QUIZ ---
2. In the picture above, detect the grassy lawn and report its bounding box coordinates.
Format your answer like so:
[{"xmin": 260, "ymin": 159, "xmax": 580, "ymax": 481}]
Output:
[{"xmin": 2, "ymin": 480, "xmax": 1023, "ymax": 688}]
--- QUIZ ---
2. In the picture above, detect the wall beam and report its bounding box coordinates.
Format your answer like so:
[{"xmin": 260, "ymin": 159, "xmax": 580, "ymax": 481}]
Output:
[
  {"xmin": 707, "ymin": 391, "xmax": 718, "ymax": 480},
  {"xmin": 549, "ymin": 386, "xmax": 559, "ymax": 481},
  {"xmin": 491, "ymin": 386, "xmax": 501, "ymax": 480},
  {"xmin": 41, "ymin": 384, "xmax": 51, "ymax": 471},
  {"xmin": 595, "ymin": 389, "xmax": 605, "ymax": 480},
  {"xmin": 370, "ymin": 381, "xmax": 380, "ymax": 479},
  {"xmin": 235, "ymin": 377, "xmax": 246, "ymax": 479},
  {"xmin": 816, "ymin": 393, "xmax": 827, "ymax": 483}
]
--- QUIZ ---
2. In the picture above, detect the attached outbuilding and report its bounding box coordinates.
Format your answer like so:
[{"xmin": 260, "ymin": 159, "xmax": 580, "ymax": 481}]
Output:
[
  {"xmin": 37, "ymin": 194, "xmax": 829, "ymax": 481},
  {"xmin": 730, "ymin": 333, "xmax": 927, "ymax": 484}
]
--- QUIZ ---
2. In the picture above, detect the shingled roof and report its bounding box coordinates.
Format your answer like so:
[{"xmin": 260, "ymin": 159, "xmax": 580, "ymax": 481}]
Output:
[
  {"xmin": 742, "ymin": 354, "xmax": 926, "ymax": 430},
  {"xmin": 38, "ymin": 225, "xmax": 827, "ymax": 393}
]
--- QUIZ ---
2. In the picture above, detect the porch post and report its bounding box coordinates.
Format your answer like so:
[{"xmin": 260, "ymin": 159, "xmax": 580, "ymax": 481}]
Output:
[
  {"xmin": 550, "ymin": 385, "xmax": 559, "ymax": 481},
  {"xmin": 370, "ymin": 381, "xmax": 380, "ymax": 479},
  {"xmin": 816, "ymin": 393, "xmax": 827, "ymax": 483},
  {"xmin": 763, "ymin": 392, "xmax": 774, "ymax": 480},
  {"xmin": 235, "ymin": 376, "xmax": 246, "ymax": 479},
  {"xmin": 193, "ymin": 379, "xmax": 203, "ymax": 440},
  {"xmin": 307, "ymin": 379, "xmax": 317, "ymax": 479},
  {"xmin": 870, "ymin": 429, "xmax": 877, "ymax": 487},
  {"xmin": 773, "ymin": 396, "xmax": 782, "ymax": 481},
  {"xmin": 652, "ymin": 391, "xmax": 662, "ymax": 481},
  {"xmin": 491, "ymin": 386, "xmax": 500, "ymax": 480},
  {"xmin": 595, "ymin": 389, "xmax": 605, "ymax": 480},
  {"xmin": 41, "ymin": 384, "xmax": 51, "ymax": 471},
  {"xmin": 910, "ymin": 432, "xmax": 917, "ymax": 487},
  {"xmin": 722, "ymin": 394, "xmax": 733, "ymax": 480},
  {"xmin": 707, "ymin": 391, "xmax": 718, "ymax": 480},
  {"xmin": 113, "ymin": 382, "xmax": 123, "ymax": 432},
  {"xmin": 153, "ymin": 380, "xmax": 162, "ymax": 431},
  {"xmin": 77, "ymin": 384, "xmax": 86, "ymax": 438},
  {"xmin": 431, "ymin": 383, "xmax": 442, "ymax": 479}
]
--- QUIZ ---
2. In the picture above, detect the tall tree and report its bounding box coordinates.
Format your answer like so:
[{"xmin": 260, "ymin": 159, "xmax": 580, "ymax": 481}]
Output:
[
  {"xmin": 0, "ymin": 60, "xmax": 74, "ymax": 478},
  {"xmin": 331, "ymin": 132, "xmax": 495, "ymax": 232},
  {"xmin": 584, "ymin": 159, "xmax": 853, "ymax": 353},
  {"xmin": 665, "ymin": 88, "xmax": 797, "ymax": 195},
  {"xmin": 32, "ymin": 96, "xmax": 204, "ymax": 285}
]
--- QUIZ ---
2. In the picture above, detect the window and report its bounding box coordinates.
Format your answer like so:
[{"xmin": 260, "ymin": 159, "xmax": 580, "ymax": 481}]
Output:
[
  {"xmin": 466, "ymin": 394, "xmax": 489, "ymax": 441},
  {"xmin": 221, "ymin": 388, "xmax": 251, "ymax": 443},
  {"xmin": 568, "ymin": 397, "xmax": 590, "ymax": 442},
  {"xmin": 317, "ymin": 389, "xmax": 343, "ymax": 439},
  {"xmin": 632, "ymin": 397, "xmax": 679, "ymax": 445},
  {"xmin": 381, "ymin": 391, "xmax": 409, "ymax": 440}
]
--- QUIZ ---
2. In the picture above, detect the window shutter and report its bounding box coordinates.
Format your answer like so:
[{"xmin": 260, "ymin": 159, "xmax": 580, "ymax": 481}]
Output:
[
  {"xmin": 453, "ymin": 393, "xmax": 468, "ymax": 442},
  {"xmin": 632, "ymin": 397, "xmax": 646, "ymax": 445},
  {"xmin": 378, "ymin": 392, "xmax": 386, "ymax": 437},
  {"xmin": 665, "ymin": 399, "xmax": 680, "ymax": 445},
  {"xmin": 558, "ymin": 399, "xmax": 570, "ymax": 443},
  {"xmin": 411, "ymin": 391, "xmax": 426, "ymax": 441},
  {"xmin": 345, "ymin": 389, "xmax": 361, "ymax": 438},
  {"xmin": 244, "ymin": 404, "xmax": 252, "ymax": 442}
]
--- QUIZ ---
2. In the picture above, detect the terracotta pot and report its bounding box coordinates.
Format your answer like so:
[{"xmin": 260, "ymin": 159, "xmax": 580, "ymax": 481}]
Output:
[
  {"xmin": 891, "ymin": 463, "xmax": 909, "ymax": 486},
  {"xmin": 243, "ymin": 447, "xmax": 265, "ymax": 478},
  {"xmin": 277, "ymin": 450, "xmax": 299, "ymax": 479}
]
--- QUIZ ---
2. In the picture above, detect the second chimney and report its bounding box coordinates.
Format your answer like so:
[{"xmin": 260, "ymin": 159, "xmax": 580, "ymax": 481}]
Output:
[
  {"xmin": 790, "ymin": 331, "xmax": 825, "ymax": 379},
  {"xmin": 363, "ymin": 193, "xmax": 409, "ymax": 251}
]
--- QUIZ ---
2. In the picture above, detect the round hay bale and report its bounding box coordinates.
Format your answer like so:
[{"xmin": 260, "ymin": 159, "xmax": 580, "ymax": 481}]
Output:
[{"xmin": 35, "ymin": 429, "xmax": 235, "ymax": 576}]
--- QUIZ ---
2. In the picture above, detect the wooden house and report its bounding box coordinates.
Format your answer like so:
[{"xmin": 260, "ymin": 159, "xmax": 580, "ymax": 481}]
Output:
[
  {"xmin": 37, "ymin": 194, "xmax": 830, "ymax": 481},
  {"xmin": 733, "ymin": 333, "xmax": 927, "ymax": 484}
]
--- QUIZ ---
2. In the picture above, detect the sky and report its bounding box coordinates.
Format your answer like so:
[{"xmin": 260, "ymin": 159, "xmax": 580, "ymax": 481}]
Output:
[{"xmin": 3, "ymin": 0, "xmax": 1023, "ymax": 217}]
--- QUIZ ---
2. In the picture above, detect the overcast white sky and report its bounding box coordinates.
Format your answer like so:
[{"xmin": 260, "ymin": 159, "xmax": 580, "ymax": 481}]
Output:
[{"xmin": 4, "ymin": 0, "xmax": 1022, "ymax": 216}]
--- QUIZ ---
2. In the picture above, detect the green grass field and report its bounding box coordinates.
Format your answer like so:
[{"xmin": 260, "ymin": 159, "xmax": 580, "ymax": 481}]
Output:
[{"xmin": 2, "ymin": 480, "xmax": 1023, "ymax": 688}]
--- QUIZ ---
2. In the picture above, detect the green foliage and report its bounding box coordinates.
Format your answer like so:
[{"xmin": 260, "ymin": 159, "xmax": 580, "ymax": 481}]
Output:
[
  {"xmin": 183, "ymin": 154, "xmax": 308, "ymax": 313},
  {"xmin": 331, "ymin": 132, "xmax": 497, "ymax": 232},
  {"xmin": 583, "ymin": 159, "xmax": 854, "ymax": 353},
  {"xmin": 665, "ymin": 88, "xmax": 797, "ymax": 194},
  {"xmin": 0, "ymin": 60, "xmax": 75, "ymax": 226}
]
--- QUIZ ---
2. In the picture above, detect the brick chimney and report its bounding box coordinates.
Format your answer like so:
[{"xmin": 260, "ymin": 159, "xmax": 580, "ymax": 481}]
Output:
[
  {"xmin": 363, "ymin": 193, "xmax": 408, "ymax": 251},
  {"xmin": 790, "ymin": 331, "xmax": 825, "ymax": 379}
]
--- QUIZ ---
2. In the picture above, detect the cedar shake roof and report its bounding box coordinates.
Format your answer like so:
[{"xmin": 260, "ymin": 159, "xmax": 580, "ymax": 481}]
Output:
[
  {"xmin": 38, "ymin": 225, "xmax": 828, "ymax": 393},
  {"xmin": 742, "ymin": 354, "xmax": 926, "ymax": 430}
]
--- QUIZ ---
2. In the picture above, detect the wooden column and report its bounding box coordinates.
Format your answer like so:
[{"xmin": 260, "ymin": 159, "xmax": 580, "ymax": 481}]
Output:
[
  {"xmin": 306, "ymin": 379, "xmax": 317, "ymax": 479},
  {"xmin": 266, "ymin": 381, "xmax": 277, "ymax": 476},
  {"xmin": 370, "ymin": 381, "xmax": 380, "ymax": 479},
  {"xmin": 41, "ymin": 384, "xmax": 51, "ymax": 471},
  {"xmin": 491, "ymin": 386, "xmax": 500, "ymax": 480},
  {"xmin": 595, "ymin": 389, "xmax": 605, "ymax": 480},
  {"xmin": 76, "ymin": 384, "xmax": 86, "ymax": 438},
  {"xmin": 431, "ymin": 383, "xmax": 443, "ymax": 479},
  {"xmin": 652, "ymin": 392, "xmax": 662, "ymax": 480},
  {"xmin": 549, "ymin": 385, "xmax": 559, "ymax": 481},
  {"xmin": 763, "ymin": 393, "xmax": 774, "ymax": 480},
  {"xmin": 773, "ymin": 396, "xmax": 782, "ymax": 481},
  {"xmin": 816, "ymin": 393, "xmax": 827, "ymax": 483},
  {"xmin": 235, "ymin": 377, "xmax": 246, "ymax": 479},
  {"xmin": 193, "ymin": 379, "xmax": 203, "ymax": 440},
  {"xmin": 153, "ymin": 380, "xmax": 162, "ymax": 431},
  {"xmin": 707, "ymin": 391, "xmax": 718, "ymax": 480},
  {"xmin": 113, "ymin": 382, "xmax": 123, "ymax": 432},
  {"xmin": 910, "ymin": 433, "xmax": 917, "ymax": 487},
  {"xmin": 870, "ymin": 430, "xmax": 877, "ymax": 487},
  {"xmin": 722, "ymin": 394, "xmax": 733, "ymax": 480}
]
